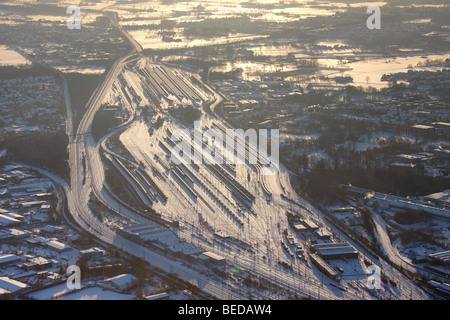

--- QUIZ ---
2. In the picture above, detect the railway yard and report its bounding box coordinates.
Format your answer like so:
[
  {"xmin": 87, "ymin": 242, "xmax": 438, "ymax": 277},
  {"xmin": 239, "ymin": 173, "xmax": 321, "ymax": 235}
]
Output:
[
  {"xmin": 1, "ymin": 0, "xmax": 448, "ymax": 302},
  {"xmin": 92, "ymin": 57, "xmax": 429, "ymax": 300}
]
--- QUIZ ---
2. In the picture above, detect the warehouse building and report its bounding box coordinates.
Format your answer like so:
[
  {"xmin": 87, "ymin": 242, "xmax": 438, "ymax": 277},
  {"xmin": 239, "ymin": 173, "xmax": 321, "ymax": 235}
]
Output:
[
  {"xmin": 46, "ymin": 239, "xmax": 71, "ymax": 252},
  {"xmin": 80, "ymin": 247, "xmax": 106, "ymax": 260},
  {"xmin": 315, "ymin": 228, "xmax": 332, "ymax": 240},
  {"xmin": 311, "ymin": 242, "xmax": 359, "ymax": 260},
  {"xmin": 0, "ymin": 254, "xmax": 21, "ymax": 267},
  {"xmin": 292, "ymin": 223, "xmax": 307, "ymax": 232},
  {"xmin": 428, "ymin": 280, "xmax": 450, "ymax": 297},
  {"xmin": 428, "ymin": 250, "xmax": 450, "ymax": 266},
  {"xmin": 0, "ymin": 276, "xmax": 28, "ymax": 298},
  {"xmin": 118, "ymin": 223, "xmax": 204, "ymax": 256},
  {"xmin": 101, "ymin": 274, "xmax": 138, "ymax": 293},
  {"xmin": 198, "ymin": 251, "xmax": 227, "ymax": 266},
  {"xmin": 0, "ymin": 213, "xmax": 21, "ymax": 227},
  {"xmin": 118, "ymin": 223, "xmax": 174, "ymax": 245},
  {"xmin": 300, "ymin": 219, "xmax": 319, "ymax": 231}
]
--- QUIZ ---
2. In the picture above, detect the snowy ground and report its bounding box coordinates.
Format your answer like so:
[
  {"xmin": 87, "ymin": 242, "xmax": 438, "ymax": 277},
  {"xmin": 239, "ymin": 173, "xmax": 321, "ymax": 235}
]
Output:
[
  {"xmin": 319, "ymin": 53, "xmax": 450, "ymax": 89},
  {"xmin": 0, "ymin": 45, "xmax": 31, "ymax": 66},
  {"xmin": 96, "ymin": 58, "xmax": 431, "ymax": 299},
  {"xmin": 26, "ymin": 282, "xmax": 135, "ymax": 300}
]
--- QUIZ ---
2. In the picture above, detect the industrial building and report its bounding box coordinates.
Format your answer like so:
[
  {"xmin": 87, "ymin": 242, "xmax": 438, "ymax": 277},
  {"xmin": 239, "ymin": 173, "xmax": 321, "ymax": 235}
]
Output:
[
  {"xmin": 0, "ymin": 213, "xmax": 21, "ymax": 226},
  {"xmin": 310, "ymin": 242, "xmax": 359, "ymax": 260},
  {"xmin": 292, "ymin": 223, "xmax": 307, "ymax": 232},
  {"xmin": 101, "ymin": 274, "xmax": 138, "ymax": 293},
  {"xmin": 300, "ymin": 219, "xmax": 319, "ymax": 231},
  {"xmin": 23, "ymin": 257, "xmax": 52, "ymax": 271},
  {"xmin": 315, "ymin": 228, "xmax": 332, "ymax": 240},
  {"xmin": 80, "ymin": 247, "xmax": 106, "ymax": 260},
  {"xmin": 427, "ymin": 250, "xmax": 450, "ymax": 266},
  {"xmin": 428, "ymin": 280, "xmax": 450, "ymax": 297},
  {"xmin": 0, "ymin": 276, "xmax": 28, "ymax": 298},
  {"xmin": 198, "ymin": 251, "xmax": 227, "ymax": 266},
  {"xmin": 118, "ymin": 223, "xmax": 204, "ymax": 256},
  {"xmin": 118, "ymin": 223, "xmax": 175, "ymax": 245},
  {"xmin": 0, "ymin": 254, "xmax": 21, "ymax": 267}
]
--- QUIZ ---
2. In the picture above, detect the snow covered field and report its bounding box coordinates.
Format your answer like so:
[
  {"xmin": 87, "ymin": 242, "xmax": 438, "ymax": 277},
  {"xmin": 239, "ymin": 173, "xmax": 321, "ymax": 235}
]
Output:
[
  {"xmin": 342, "ymin": 54, "xmax": 450, "ymax": 88},
  {"xmin": 55, "ymin": 65, "xmax": 106, "ymax": 75},
  {"xmin": 128, "ymin": 30, "xmax": 268, "ymax": 50},
  {"xmin": 0, "ymin": 45, "xmax": 31, "ymax": 66}
]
